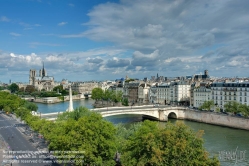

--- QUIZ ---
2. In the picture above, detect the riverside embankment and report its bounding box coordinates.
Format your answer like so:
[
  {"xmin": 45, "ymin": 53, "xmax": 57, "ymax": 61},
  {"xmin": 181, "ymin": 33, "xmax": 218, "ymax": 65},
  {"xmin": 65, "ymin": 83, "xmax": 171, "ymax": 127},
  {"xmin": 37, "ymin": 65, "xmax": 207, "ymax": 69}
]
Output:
[{"xmin": 177, "ymin": 109, "xmax": 249, "ymax": 130}]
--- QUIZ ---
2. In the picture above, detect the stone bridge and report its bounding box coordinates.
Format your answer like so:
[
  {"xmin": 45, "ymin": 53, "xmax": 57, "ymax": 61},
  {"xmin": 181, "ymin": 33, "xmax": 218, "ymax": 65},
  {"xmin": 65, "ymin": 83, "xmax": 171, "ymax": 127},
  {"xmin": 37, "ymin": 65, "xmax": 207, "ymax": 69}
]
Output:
[
  {"xmin": 91, "ymin": 106, "xmax": 187, "ymax": 121},
  {"xmin": 38, "ymin": 106, "xmax": 187, "ymax": 121},
  {"xmin": 35, "ymin": 106, "xmax": 249, "ymax": 130}
]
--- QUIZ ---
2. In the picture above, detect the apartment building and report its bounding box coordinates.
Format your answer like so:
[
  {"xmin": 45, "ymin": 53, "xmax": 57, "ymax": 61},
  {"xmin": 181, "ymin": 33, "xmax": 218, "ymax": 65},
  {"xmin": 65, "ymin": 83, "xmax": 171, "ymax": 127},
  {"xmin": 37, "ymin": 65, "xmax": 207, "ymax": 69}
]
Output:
[
  {"xmin": 193, "ymin": 82, "xmax": 211, "ymax": 108},
  {"xmin": 211, "ymin": 81, "xmax": 249, "ymax": 110}
]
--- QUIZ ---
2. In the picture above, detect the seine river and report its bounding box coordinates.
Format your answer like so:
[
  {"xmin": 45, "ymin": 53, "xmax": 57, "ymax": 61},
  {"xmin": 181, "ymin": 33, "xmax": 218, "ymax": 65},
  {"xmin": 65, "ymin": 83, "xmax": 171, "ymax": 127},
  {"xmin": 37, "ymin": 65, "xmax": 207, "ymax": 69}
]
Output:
[{"xmin": 36, "ymin": 99, "xmax": 249, "ymax": 166}]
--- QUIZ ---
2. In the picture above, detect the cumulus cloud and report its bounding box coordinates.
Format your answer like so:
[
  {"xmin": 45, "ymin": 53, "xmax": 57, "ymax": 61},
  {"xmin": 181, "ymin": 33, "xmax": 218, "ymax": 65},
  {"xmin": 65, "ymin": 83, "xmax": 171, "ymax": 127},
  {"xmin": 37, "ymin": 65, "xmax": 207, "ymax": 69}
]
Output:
[
  {"xmin": 58, "ymin": 22, "xmax": 68, "ymax": 26},
  {"xmin": 0, "ymin": 16, "xmax": 10, "ymax": 22},
  {"xmin": 87, "ymin": 57, "xmax": 103, "ymax": 64},
  {"xmin": 106, "ymin": 57, "xmax": 130, "ymax": 68},
  {"xmin": 68, "ymin": 3, "xmax": 74, "ymax": 7},
  {"xmin": 78, "ymin": 0, "xmax": 249, "ymax": 77},
  {"xmin": 2, "ymin": 0, "xmax": 249, "ymax": 81},
  {"xmin": 10, "ymin": 32, "xmax": 22, "ymax": 36}
]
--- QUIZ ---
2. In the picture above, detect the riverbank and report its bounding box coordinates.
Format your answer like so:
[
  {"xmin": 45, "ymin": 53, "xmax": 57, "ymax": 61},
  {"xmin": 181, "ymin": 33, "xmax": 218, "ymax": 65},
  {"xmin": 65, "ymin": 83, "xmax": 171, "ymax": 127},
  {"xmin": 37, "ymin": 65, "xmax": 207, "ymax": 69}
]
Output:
[
  {"xmin": 183, "ymin": 109, "xmax": 249, "ymax": 131},
  {"xmin": 25, "ymin": 94, "xmax": 87, "ymax": 104}
]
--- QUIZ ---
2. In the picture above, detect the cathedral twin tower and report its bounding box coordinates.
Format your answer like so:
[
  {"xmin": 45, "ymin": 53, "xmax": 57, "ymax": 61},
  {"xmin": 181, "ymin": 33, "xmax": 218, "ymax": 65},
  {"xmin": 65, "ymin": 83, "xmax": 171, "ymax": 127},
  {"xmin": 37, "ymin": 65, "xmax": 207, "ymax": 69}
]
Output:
[{"xmin": 29, "ymin": 63, "xmax": 55, "ymax": 91}]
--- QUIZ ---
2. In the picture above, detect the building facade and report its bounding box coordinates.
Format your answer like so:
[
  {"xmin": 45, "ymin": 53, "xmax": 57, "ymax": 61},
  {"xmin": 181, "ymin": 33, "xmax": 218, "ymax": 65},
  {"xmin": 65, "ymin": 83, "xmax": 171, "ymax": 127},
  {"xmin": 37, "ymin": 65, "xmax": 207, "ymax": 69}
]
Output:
[
  {"xmin": 193, "ymin": 83, "xmax": 211, "ymax": 108},
  {"xmin": 211, "ymin": 82, "xmax": 249, "ymax": 111}
]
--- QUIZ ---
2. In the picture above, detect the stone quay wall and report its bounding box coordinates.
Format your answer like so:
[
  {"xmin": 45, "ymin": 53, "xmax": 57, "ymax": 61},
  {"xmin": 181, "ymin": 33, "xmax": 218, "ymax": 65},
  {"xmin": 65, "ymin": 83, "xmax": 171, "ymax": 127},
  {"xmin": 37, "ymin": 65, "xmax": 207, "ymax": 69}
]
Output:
[{"xmin": 180, "ymin": 110, "xmax": 249, "ymax": 130}]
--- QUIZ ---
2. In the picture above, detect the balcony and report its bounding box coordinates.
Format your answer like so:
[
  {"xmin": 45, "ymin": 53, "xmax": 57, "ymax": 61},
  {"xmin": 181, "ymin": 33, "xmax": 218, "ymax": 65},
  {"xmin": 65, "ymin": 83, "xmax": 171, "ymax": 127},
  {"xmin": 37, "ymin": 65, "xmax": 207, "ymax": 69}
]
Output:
[{"xmin": 223, "ymin": 88, "xmax": 237, "ymax": 91}]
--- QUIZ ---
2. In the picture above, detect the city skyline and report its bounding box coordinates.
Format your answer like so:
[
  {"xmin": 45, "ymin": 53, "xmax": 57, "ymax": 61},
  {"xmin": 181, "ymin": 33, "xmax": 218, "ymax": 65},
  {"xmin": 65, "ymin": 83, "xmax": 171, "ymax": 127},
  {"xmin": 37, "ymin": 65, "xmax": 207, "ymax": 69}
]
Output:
[{"xmin": 1, "ymin": 0, "xmax": 249, "ymax": 83}]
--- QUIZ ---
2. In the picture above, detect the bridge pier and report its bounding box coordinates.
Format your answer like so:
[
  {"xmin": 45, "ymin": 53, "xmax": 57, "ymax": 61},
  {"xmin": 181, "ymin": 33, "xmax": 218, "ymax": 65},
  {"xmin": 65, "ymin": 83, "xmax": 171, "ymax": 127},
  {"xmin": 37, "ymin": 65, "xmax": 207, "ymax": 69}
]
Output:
[{"xmin": 158, "ymin": 110, "xmax": 168, "ymax": 121}]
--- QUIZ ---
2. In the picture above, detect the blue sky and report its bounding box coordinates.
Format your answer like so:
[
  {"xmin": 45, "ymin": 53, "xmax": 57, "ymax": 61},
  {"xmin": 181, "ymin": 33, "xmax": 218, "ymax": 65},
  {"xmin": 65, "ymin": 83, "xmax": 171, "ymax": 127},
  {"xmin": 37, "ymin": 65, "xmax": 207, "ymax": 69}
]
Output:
[{"xmin": 1, "ymin": 0, "xmax": 249, "ymax": 83}]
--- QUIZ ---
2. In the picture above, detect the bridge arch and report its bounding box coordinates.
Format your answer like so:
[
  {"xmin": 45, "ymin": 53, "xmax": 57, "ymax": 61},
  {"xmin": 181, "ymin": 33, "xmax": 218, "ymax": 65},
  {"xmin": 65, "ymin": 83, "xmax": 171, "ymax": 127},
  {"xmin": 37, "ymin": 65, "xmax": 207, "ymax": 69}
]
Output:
[
  {"xmin": 101, "ymin": 110, "xmax": 159, "ymax": 120},
  {"xmin": 168, "ymin": 112, "xmax": 177, "ymax": 119}
]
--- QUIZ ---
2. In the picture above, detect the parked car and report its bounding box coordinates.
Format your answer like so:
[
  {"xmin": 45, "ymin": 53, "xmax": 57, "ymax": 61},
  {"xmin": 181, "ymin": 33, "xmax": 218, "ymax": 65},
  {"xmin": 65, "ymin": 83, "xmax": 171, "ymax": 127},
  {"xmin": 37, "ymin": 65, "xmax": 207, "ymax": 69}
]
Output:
[
  {"xmin": 153, "ymin": 104, "xmax": 159, "ymax": 107},
  {"xmin": 236, "ymin": 113, "xmax": 243, "ymax": 117}
]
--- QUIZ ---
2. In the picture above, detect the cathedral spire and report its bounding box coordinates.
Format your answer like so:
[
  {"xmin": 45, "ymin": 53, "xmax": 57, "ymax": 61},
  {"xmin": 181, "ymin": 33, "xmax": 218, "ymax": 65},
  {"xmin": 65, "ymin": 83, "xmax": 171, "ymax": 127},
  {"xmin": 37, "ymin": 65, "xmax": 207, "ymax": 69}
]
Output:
[{"xmin": 42, "ymin": 62, "xmax": 45, "ymax": 78}]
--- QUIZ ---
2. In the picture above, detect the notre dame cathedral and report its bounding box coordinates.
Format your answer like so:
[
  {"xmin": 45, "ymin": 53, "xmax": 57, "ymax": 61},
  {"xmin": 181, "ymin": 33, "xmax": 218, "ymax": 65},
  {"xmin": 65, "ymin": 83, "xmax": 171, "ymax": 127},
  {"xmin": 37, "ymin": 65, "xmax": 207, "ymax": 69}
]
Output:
[{"xmin": 29, "ymin": 63, "xmax": 55, "ymax": 91}]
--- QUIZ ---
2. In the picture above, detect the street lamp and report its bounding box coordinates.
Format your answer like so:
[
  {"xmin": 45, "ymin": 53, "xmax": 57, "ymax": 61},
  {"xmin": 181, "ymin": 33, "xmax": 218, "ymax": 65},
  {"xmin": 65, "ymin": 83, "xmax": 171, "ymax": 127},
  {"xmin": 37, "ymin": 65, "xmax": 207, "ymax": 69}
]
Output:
[{"xmin": 107, "ymin": 98, "xmax": 109, "ymax": 111}]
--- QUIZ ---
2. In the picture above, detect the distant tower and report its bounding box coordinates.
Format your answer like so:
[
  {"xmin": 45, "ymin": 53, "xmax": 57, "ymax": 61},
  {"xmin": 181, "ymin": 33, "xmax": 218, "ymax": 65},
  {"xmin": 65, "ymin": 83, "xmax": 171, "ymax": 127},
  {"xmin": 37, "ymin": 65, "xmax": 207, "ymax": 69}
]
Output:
[
  {"xmin": 67, "ymin": 86, "xmax": 74, "ymax": 112},
  {"xmin": 9, "ymin": 79, "xmax": 11, "ymax": 84},
  {"xmin": 204, "ymin": 70, "xmax": 209, "ymax": 76},
  {"xmin": 42, "ymin": 62, "xmax": 46, "ymax": 78},
  {"xmin": 29, "ymin": 69, "xmax": 36, "ymax": 85},
  {"xmin": 157, "ymin": 73, "xmax": 159, "ymax": 78}
]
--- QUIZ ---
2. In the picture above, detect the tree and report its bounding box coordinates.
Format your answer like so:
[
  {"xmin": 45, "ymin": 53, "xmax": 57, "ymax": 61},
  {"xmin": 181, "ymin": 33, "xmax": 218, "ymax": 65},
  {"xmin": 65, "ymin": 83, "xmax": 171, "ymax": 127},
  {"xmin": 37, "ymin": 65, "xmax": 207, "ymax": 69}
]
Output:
[
  {"xmin": 114, "ymin": 91, "xmax": 123, "ymax": 103},
  {"xmin": 24, "ymin": 101, "xmax": 38, "ymax": 111},
  {"xmin": 238, "ymin": 104, "xmax": 249, "ymax": 116},
  {"xmin": 19, "ymin": 87, "xmax": 25, "ymax": 92},
  {"xmin": 8, "ymin": 83, "xmax": 19, "ymax": 93},
  {"xmin": 224, "ymin": 101, "xmax": 249, "ymax": 116},
  {"xmin": 48, "ymin": 107, "xmax": 117, "ymax": 165},
  {"xmin": 224, "ymin": 101, "xmax": 240, "ymax": 114},
  {"xmin": 122, "ymin": 98, "xmax": 129, "ymax": 106},
  {"xmin": 25, "ymin": 85, "xmax": 36, "ymax": 94},
  {"xmin": 53, "ymin": 85, "xmax": 63, "ymax": 93},
  {"xmin": 91, "ymin": 88, "xmax": 104, "ymax": 101},
  {"xmin": 199, "ymin": 100, "xmax": 214, "ymax": 111},
  {"xmin": 120, "ymin": 120, "xmax": 219, "ymax": 166}
]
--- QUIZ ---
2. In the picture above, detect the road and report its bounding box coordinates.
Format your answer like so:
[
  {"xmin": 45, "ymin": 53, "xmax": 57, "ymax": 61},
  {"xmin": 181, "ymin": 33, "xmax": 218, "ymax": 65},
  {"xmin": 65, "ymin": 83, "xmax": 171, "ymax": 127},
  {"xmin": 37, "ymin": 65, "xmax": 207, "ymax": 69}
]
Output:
[{"xmin": 0, "ymin": 112, "xmax": 60, "ymax": 166}]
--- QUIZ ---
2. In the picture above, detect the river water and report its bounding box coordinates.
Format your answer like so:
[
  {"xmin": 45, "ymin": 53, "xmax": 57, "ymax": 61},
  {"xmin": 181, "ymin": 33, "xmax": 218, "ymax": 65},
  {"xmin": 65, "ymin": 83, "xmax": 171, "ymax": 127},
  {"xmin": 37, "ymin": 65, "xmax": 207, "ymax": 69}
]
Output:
[{"xmin": 36, "ymin": 99, "xmax": 249, "ymax": 166}]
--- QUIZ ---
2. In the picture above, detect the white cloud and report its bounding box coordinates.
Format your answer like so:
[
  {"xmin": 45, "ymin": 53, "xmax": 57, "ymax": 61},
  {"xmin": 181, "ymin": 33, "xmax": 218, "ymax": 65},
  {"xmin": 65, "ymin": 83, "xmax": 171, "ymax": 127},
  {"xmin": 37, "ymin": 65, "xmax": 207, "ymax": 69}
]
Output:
[
  {"xmin": 1, "ymin": 0, "xmax": 249, "ymax": 82},
  {"xmin": 58, "ymin": 22, "xmax": 68, "ymax": 26},
  {"xmin": 29, "ymin": 42, "xmax": 62, "ymax": 48},
  {"xmin": 68, "ymin": 3, "xmax": 74, "ymax": 7},
  {"xmin": 9, "ymin": 32, "xmax": 22, "ymax": 36},
  {"xmin": 0, "ymin": 16, "xmax": 10, "ymax": 22},
  {"xmin": 78, "ymin": 0, "xmax": 249, "ymax": 77}
]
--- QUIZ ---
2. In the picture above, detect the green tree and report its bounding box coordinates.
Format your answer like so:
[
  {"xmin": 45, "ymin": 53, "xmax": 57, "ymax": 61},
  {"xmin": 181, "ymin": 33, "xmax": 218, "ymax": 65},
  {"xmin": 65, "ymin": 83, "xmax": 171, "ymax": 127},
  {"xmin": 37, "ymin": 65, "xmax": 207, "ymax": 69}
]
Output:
[
  {"xmin": 24, "ymin": 101, "xmax": 38, "ymax": 111},
  {"xmin": 25, "ymin": 85, "xmax": 36, "ymax": 94},
  {"xmin": 53, "ymin": 85, "xmax": 63, "ymax": 93},
  {"xmin": 199, "ymin": 100, "xmax": 215, "ymax": 111},
  {"xmin": 91, "ymin": 87, "xmax": 104, "ymax": 101},
  {"xmin": 103, "ymin": 89, "xmax": 113, "ymax": 100},
  {"xmin": 122, "ymin": 98, "xmax": 129, "ymax": 106},
  {"xmin": 224, "ymin": 101, "xmax": 240, "ymax": 114},
  {"xmin": 238, "ymin": 104, "xmax": 249, "ymax": 116},
  {"xmin": 121, "ymin": 120, "xmax": 219, "ymax": 166},
  {"xmin": 48, "ymin": 107, "xmax": 116, "ymax": 165},
  {"xmin": 113, "ymin": 90, "xmax": 123, "ymax": 103},
  {"xmin": 8, "ymin": 83, "xmax": 19, "ymax": 93}
]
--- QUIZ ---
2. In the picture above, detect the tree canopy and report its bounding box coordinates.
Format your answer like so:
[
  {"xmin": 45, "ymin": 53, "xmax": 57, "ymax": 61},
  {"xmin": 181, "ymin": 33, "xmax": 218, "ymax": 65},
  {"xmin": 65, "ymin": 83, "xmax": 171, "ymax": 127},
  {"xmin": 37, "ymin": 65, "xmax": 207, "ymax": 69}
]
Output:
[
  {"xmin": 91, "ymin": 87, "xmax": 123, "ymax": 104},
  {"xmin": 91, "ymin": 87, "xmax": 104, "ymax": 101},
  {"xmin": 120, "ymin": 120, "xmax": 219, "ymax": 166},
  {"xmin": 224, "ymin": 101, "xmax": 249, "ymax": 116},
  {"xmin": 199, "ymin": 100, "xmax": 215, "ymax": 111},
  {"xmin": 8, "ymin": 83, "xmax": 19, "ymax": 93}
]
